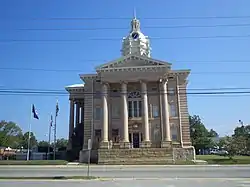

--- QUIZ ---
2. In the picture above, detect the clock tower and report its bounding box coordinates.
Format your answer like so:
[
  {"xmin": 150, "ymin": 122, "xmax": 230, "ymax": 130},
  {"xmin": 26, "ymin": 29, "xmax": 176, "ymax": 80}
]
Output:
[{"xmin": 121, "ymin": 15, "xmax": 151, "ymax": 57}]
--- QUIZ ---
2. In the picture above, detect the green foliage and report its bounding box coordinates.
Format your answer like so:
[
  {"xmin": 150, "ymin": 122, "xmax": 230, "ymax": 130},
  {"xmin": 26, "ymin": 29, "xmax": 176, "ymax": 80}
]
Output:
[
  {"xmin": 38, "ymin": 140, "xmax": 49, "ymax": 147},
  {"xmin": 55, "ymin": 138, "xmax": 68, "ymax": 148},
  {"xmin": 0, "ymin": 120, "xmax": 68, "ymax": 153},
  {"xmin": 189, "ymin": 115, "xmax": 217, "ymax": 150},
  {"xmin": 0, "ymin": 120, "xmax": 23, "ymax": 148},
  {"xmin": 224, "ymin": 125, "xmax": 250, "ymax": 157},
  {"xmin": 19, "ymin": 132, "xmax": 38, "ymax": 149}
]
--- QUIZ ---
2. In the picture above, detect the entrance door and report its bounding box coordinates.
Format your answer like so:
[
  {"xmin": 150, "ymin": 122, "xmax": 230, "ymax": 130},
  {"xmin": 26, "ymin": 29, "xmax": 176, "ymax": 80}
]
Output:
[{"xmin": 133, "ymin": 133, "xmax": 140, "ymax": 148}]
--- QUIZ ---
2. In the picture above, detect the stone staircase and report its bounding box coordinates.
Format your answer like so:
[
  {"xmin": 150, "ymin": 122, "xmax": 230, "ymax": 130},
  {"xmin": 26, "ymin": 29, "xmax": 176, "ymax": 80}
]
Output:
[{"xmin": 98, "ymin": 148, "xmax": 174, "ymax": 165}]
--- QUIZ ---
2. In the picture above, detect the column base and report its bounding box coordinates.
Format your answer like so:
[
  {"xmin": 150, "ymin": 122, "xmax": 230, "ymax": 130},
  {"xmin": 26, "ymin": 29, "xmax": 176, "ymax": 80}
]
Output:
[
  {"xmin": 120, "ymin": 141, "xmax": 131, "ymax": 149},
  {"xmin": 99, "ymin": 141, "xmax": 109, "ymax": 149},
  {"xmin": 140, "ymin": 141, "xmax": 151, "ymax": 148},
  {"xmin": 161, "ymin": 141, "xmax": 172, "ymax": 148}
]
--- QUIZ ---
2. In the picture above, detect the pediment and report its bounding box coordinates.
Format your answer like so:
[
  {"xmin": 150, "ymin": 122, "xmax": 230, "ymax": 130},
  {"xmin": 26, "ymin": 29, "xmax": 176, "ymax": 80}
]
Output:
[{"xmin": 95, "ymin": 54, "xmax": 171, "ymax": 70}]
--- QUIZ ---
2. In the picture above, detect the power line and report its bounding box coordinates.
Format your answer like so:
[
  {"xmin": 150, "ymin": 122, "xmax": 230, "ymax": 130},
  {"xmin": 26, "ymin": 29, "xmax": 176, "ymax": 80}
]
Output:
[
  {"xmin": 2, "ymin": 59, "xmax": 250, "ymax": 68},
  {"xmin": 22, "ymin": 15, "xmax": 250, "ymax": 20},
  {"xmin": 0, "ymin": 67, "xmax": 250, "ymax": 75},
  {"xmin": 91, "ymin": 34, "xmax": 250, "ymax": 41},
  {"xmin": 1, "ymin": 89, "xmax": 250, "ymax": 95},
  {"xmin": 2, "ymin": 87, "xmax": 250, "ymax": 92},
  {"xmin": 2, "ymin": 34, "xmax": 250, "ymax": 42},
  {"xmin": 17, "ymin": 23, "xmax": 250, "ymax": 31},
  {"xmin": 0, "ymin": 39, "xmax": 80, "ymax": 42},
  {"xmin": 1, "ymin": 93, "xmax": 250, "ymax": 97}
]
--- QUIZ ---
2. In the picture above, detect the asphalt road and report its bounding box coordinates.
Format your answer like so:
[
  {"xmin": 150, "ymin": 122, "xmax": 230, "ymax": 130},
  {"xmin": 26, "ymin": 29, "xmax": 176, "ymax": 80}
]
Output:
[
  {"xmin": 0, "ymin": 165, "xmax": 249, "ymax": 179},
  {"xmin": 0, "ymin": 178, "xmax": 250, "ymax": 187}
]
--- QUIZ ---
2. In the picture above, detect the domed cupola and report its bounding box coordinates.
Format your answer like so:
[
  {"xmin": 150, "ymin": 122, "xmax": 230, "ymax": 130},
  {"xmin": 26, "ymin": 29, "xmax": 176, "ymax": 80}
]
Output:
[{"xmin": 121, "ymin": 13, "xmax": 151, "ymax": 57}]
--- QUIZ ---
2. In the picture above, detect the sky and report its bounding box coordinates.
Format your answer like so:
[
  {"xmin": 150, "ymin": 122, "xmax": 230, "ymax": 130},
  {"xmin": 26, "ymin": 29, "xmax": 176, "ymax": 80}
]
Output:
[{"xmin": 1, "ymin": 0, "xmax": 250, "ymax": 141}]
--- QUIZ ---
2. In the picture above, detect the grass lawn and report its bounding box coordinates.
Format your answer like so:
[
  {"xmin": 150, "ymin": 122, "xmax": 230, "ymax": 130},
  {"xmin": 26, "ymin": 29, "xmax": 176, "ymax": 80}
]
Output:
[
  {"xmin": 197, "ymin": 155, "xmax": 250, "ymax": 164},
  {"xmin": 0, "ymin": 160, "xmax": 68, "ymax": 165}
]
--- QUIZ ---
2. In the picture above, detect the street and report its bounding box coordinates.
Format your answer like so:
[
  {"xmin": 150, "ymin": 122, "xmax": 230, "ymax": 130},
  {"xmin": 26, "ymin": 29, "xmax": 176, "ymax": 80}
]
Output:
[
  {"xmin": 0, "ymin": 165, "xmax": 249, "ymax": 178},
  {"xmin": 0, "ymin": 165, "xmax": 249, "ymax": 186},
  {"xmin": 0, "ymin": 178, "xmax": 250, "ymax": 187}
]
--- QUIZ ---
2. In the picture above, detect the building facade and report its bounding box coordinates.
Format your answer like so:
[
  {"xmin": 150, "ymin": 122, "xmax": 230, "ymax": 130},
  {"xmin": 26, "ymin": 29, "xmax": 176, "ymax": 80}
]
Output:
[{"xmin": 66, "ymin": 16, "xmax": 194, "ymax": 164}]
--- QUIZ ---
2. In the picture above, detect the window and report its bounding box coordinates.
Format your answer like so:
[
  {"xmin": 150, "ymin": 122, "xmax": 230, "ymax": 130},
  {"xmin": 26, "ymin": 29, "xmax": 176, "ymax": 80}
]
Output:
[
  {"xmin": 112, "ymin": 104, "xmax": 120, "ymax": 118},
  {"xmin": 128, "ymin": 100, "xmax": 142, "ymax": 117},
  {"xmin": 170, "ymin": 103, "xmax": 176, "ymax": 117},
  {"xmin": 94, "ymin": 107, "xmax": 101, "ymax": 120},
  {"xmin": 152, "ymin": 105, "xmax": 159, "ymax": 117},
  {"xmin": 128, "ymin": 91, "xmax": 141, "ymax": 99},
  {"xmin": 171, "ymin": 124, "xmax": 178, "ymax": 141}
]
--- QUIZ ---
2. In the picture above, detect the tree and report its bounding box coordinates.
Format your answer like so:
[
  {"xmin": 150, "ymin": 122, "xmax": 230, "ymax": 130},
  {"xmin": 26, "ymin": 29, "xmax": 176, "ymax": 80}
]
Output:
[
  {"xmin": 55, "ymin": 138, "xmax": 68, "ymax": 148},
  {"xmin": 0, "ymin": 120, "xmax": 23, "ymax": 148},
  {"xmin": 38, "ymin": 140, "xmax": 49, "ymax": 147},
  {"xmin": 189, "ymin": 115, "xmax": 217, "ymax": 151},
  {"xmin": 208, "ymin": 129, "xmax": 219, "ymax": 137},
  {"xmin": 217, "ymin": 136, "xmax": 227, "ymax": 149},
  {"xmin": 19, "ymin": 132, "xmax": 38, "ymax": 149},
  {"xmin": 230, "ymin": 125, "xmax": 250, "ymax": 155}
]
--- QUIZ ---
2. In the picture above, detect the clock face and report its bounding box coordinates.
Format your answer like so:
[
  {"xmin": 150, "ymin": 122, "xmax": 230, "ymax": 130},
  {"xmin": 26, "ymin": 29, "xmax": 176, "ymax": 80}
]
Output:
[{"xmin": 131, "ymin": 32, "xmax": 139, "ymax": 39}]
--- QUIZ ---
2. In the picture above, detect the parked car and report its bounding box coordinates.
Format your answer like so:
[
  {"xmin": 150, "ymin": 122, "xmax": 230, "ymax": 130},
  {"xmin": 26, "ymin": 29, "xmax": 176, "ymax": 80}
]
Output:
[{"xmin": 210, "ymin": 149, "xmax": 228, "ymax": 156}]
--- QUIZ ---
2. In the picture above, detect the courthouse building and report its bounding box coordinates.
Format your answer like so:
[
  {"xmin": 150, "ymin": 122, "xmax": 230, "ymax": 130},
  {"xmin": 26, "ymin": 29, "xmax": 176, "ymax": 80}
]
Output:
[{"xmin": 66, "ymin": 16, "xmax": 194, "ymax": 164}]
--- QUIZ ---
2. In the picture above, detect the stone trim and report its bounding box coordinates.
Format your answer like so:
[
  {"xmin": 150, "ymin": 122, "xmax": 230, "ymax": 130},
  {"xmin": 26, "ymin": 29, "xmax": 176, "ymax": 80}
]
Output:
[
  {"xmin": 66, "ymin": 87, "xmax": 85, "ymax": 93},
  {"xmin": 96, "ymin": 65, "xmax": 169, "ymax": 73},
  {"xmin": 95, "ymin": 54, "xmax": 172, "ymax": 70}
]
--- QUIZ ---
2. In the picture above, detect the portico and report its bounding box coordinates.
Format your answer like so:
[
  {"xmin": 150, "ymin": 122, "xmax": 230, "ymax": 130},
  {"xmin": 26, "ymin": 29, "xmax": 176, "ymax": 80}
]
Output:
[{"xmin": 97, "ymin": 78, "xmax": 173, "ymax": 149}]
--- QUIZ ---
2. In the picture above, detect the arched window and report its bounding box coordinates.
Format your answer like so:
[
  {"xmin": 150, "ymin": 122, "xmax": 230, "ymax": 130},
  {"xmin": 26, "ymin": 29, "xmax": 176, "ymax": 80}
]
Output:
[{"xmin": 128, "ymin": 91, "xmax": 141, "ymax": 98}]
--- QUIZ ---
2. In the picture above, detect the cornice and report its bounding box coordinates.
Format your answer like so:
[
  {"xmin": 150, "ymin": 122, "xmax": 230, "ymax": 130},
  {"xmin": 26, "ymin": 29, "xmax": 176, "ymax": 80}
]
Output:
[{"xmin": 96, "ymin": 65, "xmax": 169, "ymax": 73}]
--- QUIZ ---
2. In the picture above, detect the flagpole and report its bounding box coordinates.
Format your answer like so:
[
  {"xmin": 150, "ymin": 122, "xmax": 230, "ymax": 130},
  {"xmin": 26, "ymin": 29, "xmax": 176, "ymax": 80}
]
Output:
[
  {"xmin": 47, "ymin": 115, "xmax": 52, "ymax": 160},
  {"xmin": 53, "ymin": 114, "xmax": 57, "ymax": 160},
  {"xmin": 27, "ymin": 105, "xmax": 32, "ymax": 161}
]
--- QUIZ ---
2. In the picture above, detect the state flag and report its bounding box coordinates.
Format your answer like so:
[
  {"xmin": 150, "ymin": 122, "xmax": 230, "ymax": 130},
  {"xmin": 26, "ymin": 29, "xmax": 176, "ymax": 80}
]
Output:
[{"xmin": 32, "ymin": 104, "xmax": 39, "ymax": 120}]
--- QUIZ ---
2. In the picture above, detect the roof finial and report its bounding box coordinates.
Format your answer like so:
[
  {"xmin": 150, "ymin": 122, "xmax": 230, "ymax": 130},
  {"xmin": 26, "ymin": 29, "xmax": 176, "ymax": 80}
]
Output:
[{"xmin": 133, "ymin": 8, "xmax": 136, "ymax": 19}]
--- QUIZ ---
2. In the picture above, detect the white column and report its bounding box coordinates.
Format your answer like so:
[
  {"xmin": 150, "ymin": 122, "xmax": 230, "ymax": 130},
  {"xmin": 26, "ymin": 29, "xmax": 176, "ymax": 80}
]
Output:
[
  {"xmin": 67, "ymin": 99, "xmax": 75, "ymax": 150},
  {"xmin": 141, "ymin": 81, "xmax": 150, "ymax": 142},
  {"xmin": 121, "ymin": 82, "xmax": 129, "ymax": 143},
  {"xmin": 161, "ymin": 79, "xmax": 171, "ymax": 142},
  {"xmin": 176, "ymin": 76, "xmax": 183, "ymax": 146},
  {"xmin": 101, "ymin": 83, "xmax": 109, "ymax": 143}
]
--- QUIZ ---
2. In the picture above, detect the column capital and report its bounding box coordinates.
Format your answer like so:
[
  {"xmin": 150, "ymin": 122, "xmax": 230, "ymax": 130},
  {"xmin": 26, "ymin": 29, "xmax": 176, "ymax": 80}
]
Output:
[
  {"xmin": 140, "ymin": 81, "xmax": 147, "ymax": 94},
  {"xmin": 102, "ymin": 82, "xmax": 109, "ymax": 94},
  {"xmin": 120, "ymin": 81, "xmax": 127, "ymax": 94},
  {"xmin": 74, "ymin": 100, "xmax": 80, "ymax": 104},
  {"xmin": 119, "ymin": 80, "xmax": 128, "ymax": 84},
  {"xmin": 139, "ymin": 79, "xmax": 147, "ymax": 84},
  {"xmin": 159, "ymin": 78, "xmax": 168, "ymax": 84},
  {"xmin": 101, "ymin": 81, "xmax": 109, "ymax": 86}
]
